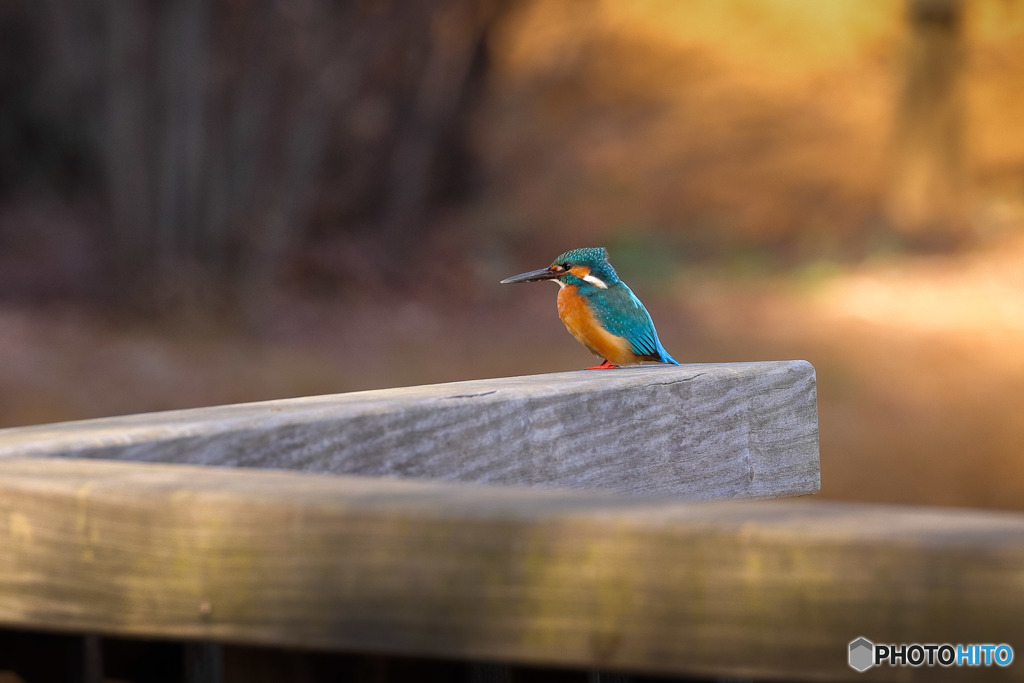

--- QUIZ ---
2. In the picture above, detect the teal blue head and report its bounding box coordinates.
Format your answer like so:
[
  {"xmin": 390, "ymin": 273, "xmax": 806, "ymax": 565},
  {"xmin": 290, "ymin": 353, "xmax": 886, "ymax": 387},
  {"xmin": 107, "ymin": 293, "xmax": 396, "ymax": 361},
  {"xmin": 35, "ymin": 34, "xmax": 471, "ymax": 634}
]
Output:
[{"xmin": 500, "ymin": 247, "xmax": 621, "ymax": 289}]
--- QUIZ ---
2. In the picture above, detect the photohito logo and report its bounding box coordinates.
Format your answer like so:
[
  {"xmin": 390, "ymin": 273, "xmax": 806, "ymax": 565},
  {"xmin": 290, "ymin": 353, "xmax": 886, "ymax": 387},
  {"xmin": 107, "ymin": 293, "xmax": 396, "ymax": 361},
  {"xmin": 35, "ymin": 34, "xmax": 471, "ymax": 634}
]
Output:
[{"xmin": 849, "ymin": 637, "xmax": 1014, "ymax": 671}]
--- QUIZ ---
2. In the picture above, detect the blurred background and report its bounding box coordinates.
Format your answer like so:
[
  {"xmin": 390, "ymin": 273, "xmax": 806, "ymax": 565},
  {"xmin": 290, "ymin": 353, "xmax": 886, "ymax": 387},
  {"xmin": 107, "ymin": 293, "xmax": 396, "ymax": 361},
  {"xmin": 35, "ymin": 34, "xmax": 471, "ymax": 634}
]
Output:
[{"xmin": 1, "ymin": 0, "xmax": 1023, "ymax": 510}]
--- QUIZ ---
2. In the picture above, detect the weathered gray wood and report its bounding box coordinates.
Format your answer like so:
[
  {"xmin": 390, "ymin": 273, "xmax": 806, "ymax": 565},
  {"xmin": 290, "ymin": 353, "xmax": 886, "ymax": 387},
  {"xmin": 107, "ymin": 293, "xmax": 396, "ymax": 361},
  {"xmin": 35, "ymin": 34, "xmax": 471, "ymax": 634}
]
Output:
[
  {"xmin": 0, "ymin": 362, "xmax": 819, "ymax": 500},
  {"xmin": 0, "ymin": 458, "xmax": 1021, "ymax": 682}
]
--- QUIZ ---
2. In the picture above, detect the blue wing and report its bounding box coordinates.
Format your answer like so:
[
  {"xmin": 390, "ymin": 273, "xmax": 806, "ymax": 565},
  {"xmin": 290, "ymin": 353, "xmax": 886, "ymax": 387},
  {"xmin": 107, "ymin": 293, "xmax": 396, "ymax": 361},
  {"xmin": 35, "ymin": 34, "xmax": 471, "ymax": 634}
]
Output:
[{"xmin": 585, "ymin": 282, "xmax": 678, "ymax": 364}]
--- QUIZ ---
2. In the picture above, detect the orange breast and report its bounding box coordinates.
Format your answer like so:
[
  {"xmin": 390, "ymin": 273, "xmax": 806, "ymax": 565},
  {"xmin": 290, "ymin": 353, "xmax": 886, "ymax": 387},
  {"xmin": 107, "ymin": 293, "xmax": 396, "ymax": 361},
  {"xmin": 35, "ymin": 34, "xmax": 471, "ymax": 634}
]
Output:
[{"xmin": 556, "ymin": 285, "xmax": 637, "ymax": 365}]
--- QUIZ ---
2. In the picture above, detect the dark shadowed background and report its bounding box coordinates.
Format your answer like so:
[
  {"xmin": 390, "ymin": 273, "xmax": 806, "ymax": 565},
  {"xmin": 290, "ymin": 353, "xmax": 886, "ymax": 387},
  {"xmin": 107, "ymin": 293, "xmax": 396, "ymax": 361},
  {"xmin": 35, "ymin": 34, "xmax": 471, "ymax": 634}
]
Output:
[{"xmin": 2, "ymin": 0, "xmax": 1023, "ymax": 509}]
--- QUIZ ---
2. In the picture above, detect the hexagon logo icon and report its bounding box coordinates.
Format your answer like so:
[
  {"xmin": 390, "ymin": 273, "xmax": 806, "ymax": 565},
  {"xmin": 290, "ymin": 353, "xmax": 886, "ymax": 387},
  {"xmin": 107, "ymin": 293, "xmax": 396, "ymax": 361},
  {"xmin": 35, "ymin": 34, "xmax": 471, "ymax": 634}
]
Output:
[{"xmin": 849, "ymin": 637, "xmax": 874, "ymax": 672}]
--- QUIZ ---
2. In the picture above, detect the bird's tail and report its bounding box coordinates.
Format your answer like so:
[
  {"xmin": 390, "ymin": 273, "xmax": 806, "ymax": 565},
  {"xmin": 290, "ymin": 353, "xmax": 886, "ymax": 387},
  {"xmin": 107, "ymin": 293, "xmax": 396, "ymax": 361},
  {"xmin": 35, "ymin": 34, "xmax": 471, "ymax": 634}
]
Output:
[{"xmin": 657, "ymin": 342, "xmax": 679, "ymax": 365}]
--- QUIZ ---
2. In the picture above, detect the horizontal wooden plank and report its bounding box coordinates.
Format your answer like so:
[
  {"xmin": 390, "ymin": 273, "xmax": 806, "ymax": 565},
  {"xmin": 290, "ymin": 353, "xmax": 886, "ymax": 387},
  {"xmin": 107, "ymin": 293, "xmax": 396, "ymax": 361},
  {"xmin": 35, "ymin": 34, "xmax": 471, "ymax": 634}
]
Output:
[
  {"xmin": 0, "ymin": 362, "xmax": 819, "ymax": 500},
  {"xmin": 0, "ymin": 458, "xmax": 1020, "ymax": 682}
]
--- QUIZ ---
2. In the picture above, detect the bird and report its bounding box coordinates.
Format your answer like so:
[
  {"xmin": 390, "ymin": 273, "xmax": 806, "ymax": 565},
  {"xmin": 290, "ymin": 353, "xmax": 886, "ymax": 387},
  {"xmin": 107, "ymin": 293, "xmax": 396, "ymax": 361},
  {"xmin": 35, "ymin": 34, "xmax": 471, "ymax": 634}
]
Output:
[{"xmin": 501, "ymin": 247, "xmax": 679, "ymax": 369}]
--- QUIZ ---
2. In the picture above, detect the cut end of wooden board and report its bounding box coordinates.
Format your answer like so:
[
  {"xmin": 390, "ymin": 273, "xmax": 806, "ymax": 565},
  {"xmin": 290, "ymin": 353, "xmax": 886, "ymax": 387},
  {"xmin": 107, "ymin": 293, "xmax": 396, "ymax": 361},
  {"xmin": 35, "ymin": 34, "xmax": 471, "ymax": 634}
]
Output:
[{"xmin": 0, "ymin": 361, "xmax": 820, "ymax": 500}]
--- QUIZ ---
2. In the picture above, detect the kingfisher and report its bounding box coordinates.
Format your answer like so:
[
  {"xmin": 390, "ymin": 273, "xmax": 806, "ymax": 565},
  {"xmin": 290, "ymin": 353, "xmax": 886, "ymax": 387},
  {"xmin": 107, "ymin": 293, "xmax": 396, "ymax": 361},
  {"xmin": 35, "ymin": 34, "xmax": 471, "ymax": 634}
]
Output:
[{"xmin": 501, "ymin": 247, "xmax": 679, "ymax": 369}]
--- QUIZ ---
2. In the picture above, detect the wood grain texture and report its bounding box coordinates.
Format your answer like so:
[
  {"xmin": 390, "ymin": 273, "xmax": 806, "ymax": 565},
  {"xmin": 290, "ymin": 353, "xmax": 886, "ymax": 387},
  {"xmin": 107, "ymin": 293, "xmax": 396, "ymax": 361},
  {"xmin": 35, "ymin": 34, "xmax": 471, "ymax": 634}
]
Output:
[
  {"xmin": 0, "ymin": 458, "xmax": 1020, "ymax": 682},
  {"xmin": 0, "ymin": 362, "xmax": 819, "ymax": 500}
]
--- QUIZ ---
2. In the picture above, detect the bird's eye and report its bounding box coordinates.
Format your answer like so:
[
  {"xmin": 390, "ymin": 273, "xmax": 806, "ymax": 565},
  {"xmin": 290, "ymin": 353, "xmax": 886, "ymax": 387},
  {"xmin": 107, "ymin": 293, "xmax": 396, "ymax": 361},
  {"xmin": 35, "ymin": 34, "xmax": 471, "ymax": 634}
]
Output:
[{"xmin": 561, "ymin": 263, "xmax": 570, "ymax": 271}]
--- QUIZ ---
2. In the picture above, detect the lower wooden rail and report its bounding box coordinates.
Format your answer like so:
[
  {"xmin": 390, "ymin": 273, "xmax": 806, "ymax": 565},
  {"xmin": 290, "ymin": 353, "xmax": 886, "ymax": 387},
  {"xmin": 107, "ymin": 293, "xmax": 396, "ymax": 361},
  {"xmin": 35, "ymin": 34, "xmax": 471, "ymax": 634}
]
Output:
[{"xmin": 0, "ymin": 458, "xmax": 1021, "ymax": 681}]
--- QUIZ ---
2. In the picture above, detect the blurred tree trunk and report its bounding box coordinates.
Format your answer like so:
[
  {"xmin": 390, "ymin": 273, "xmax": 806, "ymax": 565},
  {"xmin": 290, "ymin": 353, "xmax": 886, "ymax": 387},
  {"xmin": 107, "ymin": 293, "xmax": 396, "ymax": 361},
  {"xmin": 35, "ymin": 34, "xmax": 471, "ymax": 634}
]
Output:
[
  {"xmin": 380, "ymin": 0, "xmax": 503, "ymax": 257},
  {"xmin": 885, "ymin": 0, "xmax": 968, "ymax": 248},
  {"xmin": 17, "ymin": 0, "xmax": 510, "ymax": 311}
]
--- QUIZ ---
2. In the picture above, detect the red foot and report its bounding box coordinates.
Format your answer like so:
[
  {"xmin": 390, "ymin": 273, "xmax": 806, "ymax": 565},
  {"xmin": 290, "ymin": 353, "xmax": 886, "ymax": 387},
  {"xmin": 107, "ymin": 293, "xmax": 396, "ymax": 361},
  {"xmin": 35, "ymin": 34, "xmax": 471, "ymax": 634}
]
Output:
[{"xmin": 586, "ymin": 360, "xmax": 619, "ymax": 370}]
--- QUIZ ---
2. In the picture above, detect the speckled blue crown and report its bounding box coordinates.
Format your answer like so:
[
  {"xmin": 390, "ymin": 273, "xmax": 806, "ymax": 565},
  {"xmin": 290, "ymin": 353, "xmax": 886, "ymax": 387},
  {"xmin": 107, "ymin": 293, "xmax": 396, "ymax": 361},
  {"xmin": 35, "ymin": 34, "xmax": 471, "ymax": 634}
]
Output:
[{"xmin": 551, "ymin": 247, "xmax": 619, "ymax": 285}]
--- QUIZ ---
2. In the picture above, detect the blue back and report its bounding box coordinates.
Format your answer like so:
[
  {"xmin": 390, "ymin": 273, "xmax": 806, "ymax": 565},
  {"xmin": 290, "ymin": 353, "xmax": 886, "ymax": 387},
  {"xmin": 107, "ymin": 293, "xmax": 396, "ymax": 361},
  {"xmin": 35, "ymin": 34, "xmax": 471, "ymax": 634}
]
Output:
[{"xmin": 575, "ymin": 280, "xmax": 678, "ymax": 364}]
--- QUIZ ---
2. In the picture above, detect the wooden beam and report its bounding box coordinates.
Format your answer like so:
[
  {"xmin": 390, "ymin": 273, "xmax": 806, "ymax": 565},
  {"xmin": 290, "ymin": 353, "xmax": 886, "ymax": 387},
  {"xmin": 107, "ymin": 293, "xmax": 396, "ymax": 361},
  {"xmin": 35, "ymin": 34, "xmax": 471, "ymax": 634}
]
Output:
[
  {"xmin": 0, "ymin": 458, "xmax": 1021, "ymax": 681},
  {"xmin": 0, "ymin": 362, "xmax": 819, "ymax": 500}
]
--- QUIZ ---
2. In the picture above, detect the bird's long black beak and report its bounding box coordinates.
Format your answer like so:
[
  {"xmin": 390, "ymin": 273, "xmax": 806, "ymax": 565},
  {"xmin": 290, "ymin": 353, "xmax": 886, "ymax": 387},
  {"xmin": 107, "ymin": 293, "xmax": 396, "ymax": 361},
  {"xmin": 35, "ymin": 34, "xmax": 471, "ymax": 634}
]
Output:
[{"xmin": 500, "ymin": 268, "xmax": 560, "ymax": 284}]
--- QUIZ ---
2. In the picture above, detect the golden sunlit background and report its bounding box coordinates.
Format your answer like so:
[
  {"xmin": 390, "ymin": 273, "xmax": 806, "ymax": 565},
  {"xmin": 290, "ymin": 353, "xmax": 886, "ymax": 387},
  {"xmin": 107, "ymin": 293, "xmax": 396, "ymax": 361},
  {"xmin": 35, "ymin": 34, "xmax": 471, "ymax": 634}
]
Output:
[{"xmin": 2, "ymin": 0, "xmax": 1024, "ymax": 509}]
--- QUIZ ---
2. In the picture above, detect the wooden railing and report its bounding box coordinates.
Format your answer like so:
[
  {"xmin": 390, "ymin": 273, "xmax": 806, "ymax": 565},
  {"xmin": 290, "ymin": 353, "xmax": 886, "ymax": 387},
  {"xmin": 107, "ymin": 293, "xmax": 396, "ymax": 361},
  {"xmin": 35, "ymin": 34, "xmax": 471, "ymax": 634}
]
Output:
[
  {"xmin": 0, "ymin": 361, "xmax": 819, "ymax": 499},
  {"xmin": 0, "ymin": 362, "xmax": 1020, "ymax": 682}
]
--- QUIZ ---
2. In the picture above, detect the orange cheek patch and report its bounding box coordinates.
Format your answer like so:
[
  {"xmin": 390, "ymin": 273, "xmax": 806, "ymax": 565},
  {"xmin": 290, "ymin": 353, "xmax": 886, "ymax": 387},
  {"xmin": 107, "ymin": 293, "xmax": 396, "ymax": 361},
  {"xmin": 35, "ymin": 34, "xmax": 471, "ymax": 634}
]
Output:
[{"xmin": 568, "ymin": 265, "xmax": 590, "ymax": 280}]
